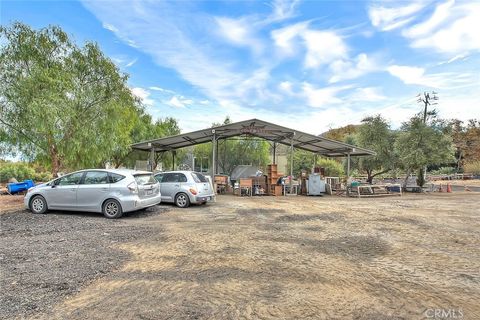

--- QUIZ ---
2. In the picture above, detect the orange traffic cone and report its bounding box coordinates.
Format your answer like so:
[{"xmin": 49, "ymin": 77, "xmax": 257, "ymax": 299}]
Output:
[{"xmin": 447, "ymin": 183, "xmax": 452, "ymax": 193}]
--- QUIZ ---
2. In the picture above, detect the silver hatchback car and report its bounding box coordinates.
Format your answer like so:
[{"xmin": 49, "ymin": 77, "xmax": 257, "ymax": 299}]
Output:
[
  {"xmin": 24, "ymin": 169, "xmax": 161, "ymax": 218},
  {"xmin": 154, "ymin": 171, "xmax": 215, "ymax": 208}
]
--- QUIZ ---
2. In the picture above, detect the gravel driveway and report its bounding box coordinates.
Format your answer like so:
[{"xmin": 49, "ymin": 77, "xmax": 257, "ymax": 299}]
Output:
[
  {"xmin": 1, "ymin": 194, "xmax": 479, "ymax": 319},
  {"xmin": 0, "ymin": 207, "xmax": 169, "ymax": 319}
]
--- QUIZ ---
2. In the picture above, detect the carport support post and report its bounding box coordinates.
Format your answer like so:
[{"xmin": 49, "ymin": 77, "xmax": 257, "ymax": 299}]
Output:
[
  {"xmin": 216, "ymin": 138, "xmax": 219, "ymax": 174},
  {"xmin": 148, "ymin": 143, "xmax": 154, "ymax": 171},
  {"xmin": 347, "ymin": 152, "xmax": 351, "ymax": 178},
  {"xmin": 289, "ymin": 133, "xmax": 295, "ymax": 194},
  {"xmin": 172, "ymin": 151, "xmax": 175, "ymax": 170},
  {"xmin": 272, "ymin": 142, "xmax": 277, "ymax": 164},
  {"xmin": 346, "ymin": 152, "xmax": 351, "ymax": 196},
  {"xmin": 212, "ymin": 129, "xmax": 216, "ymax": 176}
]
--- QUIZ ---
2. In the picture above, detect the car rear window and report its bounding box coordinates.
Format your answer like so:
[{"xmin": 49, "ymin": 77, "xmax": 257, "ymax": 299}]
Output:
[
  {"xmin": 109, "ymin": 173, "xmax": 125, "ymax": 183},
  {"xmin": 134, "ymin": 174, "xmax": 156, "ymax": 185},
  {"xmin": 192, "ymin": 172, "xmax": 208, "ymax": 183}
]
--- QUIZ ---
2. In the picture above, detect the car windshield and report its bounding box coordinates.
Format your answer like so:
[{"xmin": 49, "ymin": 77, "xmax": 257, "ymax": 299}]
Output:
[
  {"xmin": 134, "ymin": 174, "xmax": 156, "ymax": 185},
  {"xmin": 192, "ymin": 172, "xmax": 207, "ymax": 183}
]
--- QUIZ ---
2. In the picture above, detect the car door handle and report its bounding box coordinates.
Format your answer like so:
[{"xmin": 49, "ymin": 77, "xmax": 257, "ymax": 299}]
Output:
[
  {"xmin": 101, "ymin": 188, "xmax": 108, "ymax": 191},
  {"xmin": 175, "ymin": 184, "xmax": 180, "ymax": 187},
  {"xmin": 70, "ymin": 188, "xmax": 76, "ymax": 192}
]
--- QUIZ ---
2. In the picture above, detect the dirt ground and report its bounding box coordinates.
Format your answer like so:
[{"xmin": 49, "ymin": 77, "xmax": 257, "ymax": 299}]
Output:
[
  {"xmin": 0, "ymin": 195, "xmax": 25, "ymax": 214},
  {"xmin": 1, "ymin": 193, "xmax": 479, "ymax": 320}
]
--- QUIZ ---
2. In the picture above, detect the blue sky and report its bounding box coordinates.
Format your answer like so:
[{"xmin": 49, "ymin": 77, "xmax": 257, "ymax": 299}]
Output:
[{"xmin": 2, "ymin": 0, "xmax": 479, "ymax": 133}]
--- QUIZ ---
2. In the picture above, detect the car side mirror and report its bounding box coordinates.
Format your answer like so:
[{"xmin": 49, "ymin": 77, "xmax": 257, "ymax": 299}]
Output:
[{"xmin": 51, "ymin": 185, "xmax": 56, "ymax": 188}]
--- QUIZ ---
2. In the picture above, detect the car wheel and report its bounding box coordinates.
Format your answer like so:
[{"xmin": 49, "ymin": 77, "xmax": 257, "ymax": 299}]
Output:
[
  {"xmin": 102, "ymin": 199, "xmax": 123, "ymax": 219},
  {"xmin": 30, "ymin": 195, "xmax": 48, "ymax": 214},
  {"xmin": 175, "ymin": 193, "xmax": 190, "ymax": 208}
]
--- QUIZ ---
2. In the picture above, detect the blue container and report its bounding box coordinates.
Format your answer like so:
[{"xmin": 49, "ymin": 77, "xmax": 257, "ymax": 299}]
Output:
[
  {"xmin": 24, "ymin": 179, "xmax": 35, "ymax": 189},
  {"xmin": 7, "ymin": 180, "xmax": 35, "ymax": 194}
]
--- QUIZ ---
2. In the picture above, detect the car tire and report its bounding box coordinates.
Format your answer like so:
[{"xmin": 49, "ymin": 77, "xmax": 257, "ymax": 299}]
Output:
[
  {"xmin": 102, "ymin": 199, "xmax": 123, "ymax": 219},
  {"xmin": 175, "ymin": 193, "xmax": 190, "ymax": 208},
  {"xmin": 30, "ymin": 195, "xmax": 48, "ymax": 214}
]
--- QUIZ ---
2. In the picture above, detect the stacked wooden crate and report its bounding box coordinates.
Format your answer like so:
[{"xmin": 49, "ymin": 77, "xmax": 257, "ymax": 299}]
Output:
[
  {"xmin": 251, "ymin": 175, "xmax": 267, "ymax": 195},
  {"xmin": 267, "ymin": 164, "xmax": 282, "ymax": 196},
  {"xmin": 214, "ymin": 175, "xmax": 228, "ymax": 194}
]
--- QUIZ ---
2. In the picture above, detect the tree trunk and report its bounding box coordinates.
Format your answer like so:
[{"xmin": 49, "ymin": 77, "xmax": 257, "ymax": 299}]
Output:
[
  {"xmin": 416, "ymin": 167, "xmax": 425, "ymax": 187},
  {"xmin": 50, "ymin": 144, "xmax": 61, "ymax": 177},
  {"xmin": 366, "ymin": 170, "xmax": 373, "ymax": 184},
  {"xmin": 403, "ymin": 168, "xmax": 412, "ymax": 189}
]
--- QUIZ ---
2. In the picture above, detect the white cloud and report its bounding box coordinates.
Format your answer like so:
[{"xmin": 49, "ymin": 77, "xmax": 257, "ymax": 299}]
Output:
[
  {"xmin": 125, "ymin": 58, "xmax": 138, "ymax": 67},
  {"xmin": 279, "ymin": 81, "xmax": 294, "ymax": 95},
  {"xmin": 149, "ymin": 86, "xmax": 176, "ymax": 94},
  {"xmin": 387, "ymin": 64, "xmax": 474, "ymax": 89},
  {"xmin": 82, "ymin": 1, "xmax": 245, "ymax": 103},
  {"xmin": 369, "ymin": 1, "xmax": 480, "ymax": 55},
  {"xmin": 350, "ymin": 87, "xmax": 386, "ymax": 102},
  {"xmin": 215, "ymin": 17, "xmax": 263, "ymax": 54},
  {"xmin": 165, "ymin": 96, "xmax": 193, "ymax": 108},
  {"xmin": 78, "ymin": 0, "xmax": 480, "ymax": 139},
  {"xmin": 267, "ymin": 0, "xmax": 301, "ymax": 22},
  {"xmin": 303, "ymin": 30, "xmax": 348, "ymax": 68},
  {"xmin": 102, "ymin": 22, "xmax": 118, "ymax": 33},
  {"xmin": 302, "ymin": 83, "xmax": 350, "ymax": 108},
  {"xmin": 436, "ymin": 54, "xmax": 469, "ymax": 66},
  {"xmin": 271, "ymin": 23, "xmax": 348, "ymax": 69},
  {"xmin": 271, "ymin": 21, "xmax": 309, "ymax": 56},
  {"xmin": 408, "ymin": 3, "xmax": 480, "ymax": 55},
  {"xmin": 131, "ymin": 87, "xmax": 154, "ymax": 106},
  {"xmin": 111, "ymin": 57, "xmax": 124, "ymax": 65},
  {"xmin": 402, "ymin": 0, "xmax": 454, "ymax": 38},
  {"xmin": 368, "ymin": 2, "xmax": 426, "ymax": 31},
  {"xmin": 329, "ymin": 53, "xmax": 380, "ymax": 83}
]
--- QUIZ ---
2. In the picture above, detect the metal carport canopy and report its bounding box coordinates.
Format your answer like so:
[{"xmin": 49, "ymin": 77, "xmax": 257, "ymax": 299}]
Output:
[{"xmin": 131, "ymin": 118, "xmax": 375, "ymax": 157}]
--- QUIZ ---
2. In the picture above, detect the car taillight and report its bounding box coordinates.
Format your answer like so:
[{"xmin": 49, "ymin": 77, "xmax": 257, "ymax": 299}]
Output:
[
  {"xmin": 127, "ymin": 182, "xmax": 138, "ymax": 194},
  {"xmin": 189, "ymin": 188, "xmax": 197, "ymax": 195}
]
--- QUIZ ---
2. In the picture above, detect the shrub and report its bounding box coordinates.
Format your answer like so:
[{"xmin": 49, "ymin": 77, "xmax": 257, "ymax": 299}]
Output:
[
  {"xmin": 430, "ymin": 167, "xmax": 457, "ymax": 175},
  {"xmin": 0, "ymin": 162, "xmax": 52, "ymax": 183},
  {"xmin": 317, "ymin": 158, "xmax": 344, "ymax": 177},
  {"xmin": 0, "ymin": 162, "xmax": 35, "ymax": 182},
  {"xmin": 464, "ymin": 161, "xmax": 480, "ymax": 175}
]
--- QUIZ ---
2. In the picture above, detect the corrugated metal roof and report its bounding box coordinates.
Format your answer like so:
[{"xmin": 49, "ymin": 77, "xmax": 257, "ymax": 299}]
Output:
[{"xmin": 131, "ymin": 118, "xmax": 374, "ymax": 157}]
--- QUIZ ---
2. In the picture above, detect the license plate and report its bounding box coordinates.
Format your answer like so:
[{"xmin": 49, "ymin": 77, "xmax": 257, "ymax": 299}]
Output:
[{"xmin": 146, "ymin": 189, "xmax": 153, "ymax": 195}]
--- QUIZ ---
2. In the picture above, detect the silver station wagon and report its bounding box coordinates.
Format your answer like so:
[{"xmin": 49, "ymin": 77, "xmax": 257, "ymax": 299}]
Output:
[
  {"xmin": 24, "ymin": 169, "xmax": 161, "ymax": 218},
  {"xmin": 154, "ymin": 171, "xmax": 215, "ymax": 208}
]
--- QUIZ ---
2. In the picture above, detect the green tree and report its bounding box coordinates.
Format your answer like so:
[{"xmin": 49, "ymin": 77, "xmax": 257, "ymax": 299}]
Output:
[
  {"xmin": 111, "ymin": 113, "xmax": 181, "ymax": 169},
  {"xmin": 287, "ymin": 150, "xmax": 345, "ymax": 177},
  {"xmin": 0, "ymin": 23, "xmax": 139, "ymax": 176},
  {"xmin": 193, "ymin": 117, "xmax": 270, "ymax": 175},
  {"xmin": 395, "ymin": 115, "xmax": 455, "ymax": 187},
  {"xmin": 356, "ymin": 115, "xmax": 397, "ymax": 183}
]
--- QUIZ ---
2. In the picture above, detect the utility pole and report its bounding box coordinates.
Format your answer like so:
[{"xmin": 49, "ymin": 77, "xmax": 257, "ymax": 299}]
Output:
[{"xmin": 417, "ymin": 91, "xmax": 439, "ymax": 124}]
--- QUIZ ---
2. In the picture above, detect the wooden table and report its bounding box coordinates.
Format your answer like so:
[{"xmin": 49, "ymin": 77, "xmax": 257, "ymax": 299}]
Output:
[{"xmin": 351, "ymin": 184, "xmax": 402, "ymax": 198}]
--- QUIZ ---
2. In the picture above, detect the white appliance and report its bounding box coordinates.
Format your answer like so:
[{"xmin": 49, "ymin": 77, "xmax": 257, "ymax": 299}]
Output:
[{"xmin": 307, "ymin": 174, "xmax": 326, "ymax": 195}]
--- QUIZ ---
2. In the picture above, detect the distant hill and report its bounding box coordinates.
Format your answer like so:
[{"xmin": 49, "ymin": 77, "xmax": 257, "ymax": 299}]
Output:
[{"xmin": 321, "ymin": 124, "xmax": 359, "ymax": 142}]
